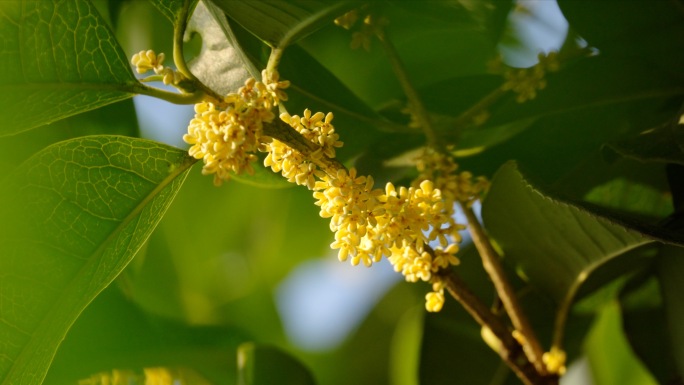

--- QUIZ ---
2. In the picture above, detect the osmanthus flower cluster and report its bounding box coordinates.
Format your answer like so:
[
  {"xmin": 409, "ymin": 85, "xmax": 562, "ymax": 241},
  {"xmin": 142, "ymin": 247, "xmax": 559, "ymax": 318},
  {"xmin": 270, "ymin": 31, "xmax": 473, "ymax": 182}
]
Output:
[
  {"xmin": 493, "ymin": 52, "xmax": 561, "ymax": 103},
  {"xmin": 179, "ymin": 68, "xmax": 488, "ymax": 312},
  {"xmin": 183, "ymin": 71, "xmax": 289, "ymax": 185},
  {"xmin": 131, "ymin": 50, "xmax": 185, "ymax": 86}
]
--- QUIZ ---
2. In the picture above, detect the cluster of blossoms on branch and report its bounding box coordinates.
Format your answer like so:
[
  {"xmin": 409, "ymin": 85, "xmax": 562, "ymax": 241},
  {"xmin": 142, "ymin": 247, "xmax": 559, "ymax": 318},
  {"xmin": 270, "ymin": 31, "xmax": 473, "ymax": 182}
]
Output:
[
  {"xmin": 490, "ymin": 51, "xmax": 561, "ymax": 103},
  {"xmin": 131, "ymin": 50, "xmax": 186, "ymax": 86},
  {"xmin": 177, "ymin": 66, "xmax": 488, "ymax": 312}
]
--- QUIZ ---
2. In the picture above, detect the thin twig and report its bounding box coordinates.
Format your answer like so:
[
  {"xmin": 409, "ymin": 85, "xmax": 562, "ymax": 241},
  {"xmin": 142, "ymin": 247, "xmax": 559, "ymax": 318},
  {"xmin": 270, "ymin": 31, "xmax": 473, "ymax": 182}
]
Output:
[
  {"xmin": 262, "ymin": 120, "xmax": 345, "ymax": 174},
  {"xmin": 134, "ymin": 83, "xmax": 207, "ymax": 105},
  {"xmin": 439, "ymin": 270, "xmax": 555, "ymax": 385},
  {"xmin": 375, "ymin": 29, "xmax": 440, "ymax": 149},
  {"xmin": 461, "ymin": 204, "xmax": 547, "ymax": 374},
  {"xmin": 172, "ymin": 0, "xmax": 225, "ymax": 103}
]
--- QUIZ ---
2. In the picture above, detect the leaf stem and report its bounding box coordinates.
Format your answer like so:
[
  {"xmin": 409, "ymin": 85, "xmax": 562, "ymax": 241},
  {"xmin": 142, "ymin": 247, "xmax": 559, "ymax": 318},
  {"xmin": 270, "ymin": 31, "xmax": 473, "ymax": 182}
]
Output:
[
  {"xmin": 461, "ymin": 203, "xmax": 547, "ymax": 375},
  {"xmin": 452, "ymin": 86, "xmax": 506, "ymax": 130},
  {"xmin": 173, "ymin": 0, "xmax": 196, "ymax": 79},
  {"xmin": 134, "ymin": 84, "xmax": 207, "ymax": 105},
  {"xmin": 266, "ymin": 47, "xmax": 285, "ymax": 77},
  {"xmin": 375, "ymin": 29, "xmax": 440, "ymax": 149},
  {"xmin": 172, "ymin": 0, "xmax": 225, "ymax": 104}
]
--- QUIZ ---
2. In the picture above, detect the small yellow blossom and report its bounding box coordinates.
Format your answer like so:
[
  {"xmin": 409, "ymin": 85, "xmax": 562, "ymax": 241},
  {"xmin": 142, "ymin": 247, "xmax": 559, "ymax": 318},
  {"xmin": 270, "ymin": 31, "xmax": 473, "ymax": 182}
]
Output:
[
  {"xmin": 425, "ymin": 290, "xmax": 445, "ymax": 312},
  {"xmin": 131, "ymin": 50, "xmax": 165, "ymax": 74},
  {"xmin": 144, "ymin": 367, "xmax": 180, "ymax": 385},
  {"xmin": 501, "ymin": 51, "xmax": 559, "ymax": 103},
  {"xmin": 334, "ymin": 9, "xmax": 359, "ymax": 30},
  {"xmin": 543, "ymin": 347, "xmax": 567, "ymax": 376},
  {"xmin": 261, "ymin": 69, "xmax": 290, "ymax": 104}
]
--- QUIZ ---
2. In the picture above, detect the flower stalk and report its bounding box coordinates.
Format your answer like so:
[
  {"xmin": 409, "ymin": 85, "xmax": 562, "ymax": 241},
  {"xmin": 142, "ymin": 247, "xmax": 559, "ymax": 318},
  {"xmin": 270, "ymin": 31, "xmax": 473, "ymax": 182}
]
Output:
[{"xmin": 461, "ymin": 203, "xmax": 547, "ymax": 374}]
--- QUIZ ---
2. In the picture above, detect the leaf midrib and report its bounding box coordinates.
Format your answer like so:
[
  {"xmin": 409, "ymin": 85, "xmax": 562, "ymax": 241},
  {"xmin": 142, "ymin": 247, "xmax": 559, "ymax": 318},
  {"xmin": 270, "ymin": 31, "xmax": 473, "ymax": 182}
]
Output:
[{"xmin": 1, "ymin": 148, "xmax": 197, "ymax": 385}]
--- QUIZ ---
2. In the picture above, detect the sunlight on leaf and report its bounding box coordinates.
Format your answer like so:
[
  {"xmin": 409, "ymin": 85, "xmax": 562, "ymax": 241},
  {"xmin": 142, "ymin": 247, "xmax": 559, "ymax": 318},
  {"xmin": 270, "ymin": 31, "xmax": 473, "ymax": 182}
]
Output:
[
  {"xmin": 584, "ymin": 302, "xmax": 658, "ymax": 385},
  {"xmin": 186, "ymin": 1, "xmax": 252, "ymax": 96},
  {"xmin": 0, "ymin": 0, "xmax": 141, "ymax": 135},
  {"xmin": 482, "ymin": 162, "xmax": 653, "ymax": 304},
  {"xmin": 0, "ymin": 136, "xmax": 195, "ymax": 385}
]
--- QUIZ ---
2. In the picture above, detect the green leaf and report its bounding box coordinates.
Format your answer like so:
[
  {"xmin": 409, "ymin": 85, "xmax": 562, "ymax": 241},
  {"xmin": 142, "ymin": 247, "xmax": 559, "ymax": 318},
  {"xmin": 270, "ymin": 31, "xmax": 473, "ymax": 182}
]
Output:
[
  {"xmin": 451, "ymin": 117, "xmax": 538, "ymax": 157},
  {"xmin": 300, "ymin": 2, "xmax": 507, "ymax": 109},
  {"xmin": 389, "ymin": 307, "xmax": 423, "ymax": 385},
  {"xmin": 658, "ymin": 246, "xmax": 684, "ymax": 381},
  {"xmin": 149, "ymin": 0, "xmax": 198, "ymax": 23},
  {"xmin": 619, "ymin": 273, "xmax": 682, "ymax": 385},
  {"xmin": 237, "ymin": 343, "xmax": 316, "ymax": 385},
  {"xmin": 186, "ymin": 0, "xmax": 252, "ymax": 96},
  {"xmin": 210, "ymin": 0, "xmax": 358, "ymax": 48},
  {"xmin": 0, "ymin": 0, "xmax": 142, "ymax": 135},
  {"xmin": 45, "ymin": 285, "xmax": 246, "ymax": 385},
  {"xmin": 482, "ymin": 161, "xmax": 656, "ymax": 304},
  {"xmin": 607, "ymin": 114, "xmax": 684, "ymax": 166},
  {"xmin": 419, "ymin": 304, "xmax": 504, "ymax": 385},
  {"xmin": 557, "ymin": 0, "xmax": 684, "ymax": 69},
  {"xmin": 584, "ymin": 302, "xmax": 658, "ymax": 385},
  {"xmin": 0, "ymin": 136, "xmax": 195, "ymax": 385},
  {"xmin": 0, "ymin": 99, "xmax": 140, "ymax": 172}
]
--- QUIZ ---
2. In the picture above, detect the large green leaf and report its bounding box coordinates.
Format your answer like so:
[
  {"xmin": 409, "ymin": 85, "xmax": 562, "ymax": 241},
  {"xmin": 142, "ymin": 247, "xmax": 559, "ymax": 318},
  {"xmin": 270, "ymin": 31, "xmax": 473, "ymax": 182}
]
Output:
[
  {"xmin": 619, "ymin": 272, "xmax": 681, "ymax": 384},
  {"xmin": 658, "ymin": 247, "xmax": 684, "ymax": 381},
  {"xmin": 482, "ymin": 162, "xmax": 682, "ymax": 302},
  {"xmin": 584, "ymin": 303, "xmax": 658, "ymax": 385},
  {"xmin": 185, "ymin": 0, "xmax": 253, "ymax": 96},
  {"xmin": 482, "ymin": 161, "xmax": 658, "ymax": 304},
  {"xmin": 237, "ymin": 343, "xmax": 316, "ymax": 385},
  {"xmin": 0, "ymin": 0, "xmax": 141, "ymax": 136},
  {"xmin": 210, "ymin": 0, "xmax": 358, "ymax": 48},
  {"xmin": 0, "ymin": 136, "xmax": 195, "ymax": 385},
  {"xmin": 607, "ymin": 115, "xmax": 684, "ymax": 166}
]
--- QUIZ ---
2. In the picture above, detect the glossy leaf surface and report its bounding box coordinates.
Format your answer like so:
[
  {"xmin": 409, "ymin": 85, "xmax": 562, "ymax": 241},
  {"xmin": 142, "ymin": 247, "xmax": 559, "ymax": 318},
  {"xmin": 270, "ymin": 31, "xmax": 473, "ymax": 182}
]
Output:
[
  {"xmin": 0, "ymin": 0, "xmax": 140, "ymax": 135},
  {"xmin": 0, "ymin": 136, "xmax": 194, "ymax": 385},
  {"xmin": 482, "ymin": 161, "xmax": 655, "ymax": 303}
]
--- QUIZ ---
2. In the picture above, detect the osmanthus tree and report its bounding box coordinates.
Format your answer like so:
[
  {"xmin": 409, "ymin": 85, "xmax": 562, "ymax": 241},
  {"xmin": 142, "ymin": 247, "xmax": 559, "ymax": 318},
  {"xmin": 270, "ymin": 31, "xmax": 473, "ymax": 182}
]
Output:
[{"xmin": 0, "ymin": 0, "xmax": 683, "ymax": 384}]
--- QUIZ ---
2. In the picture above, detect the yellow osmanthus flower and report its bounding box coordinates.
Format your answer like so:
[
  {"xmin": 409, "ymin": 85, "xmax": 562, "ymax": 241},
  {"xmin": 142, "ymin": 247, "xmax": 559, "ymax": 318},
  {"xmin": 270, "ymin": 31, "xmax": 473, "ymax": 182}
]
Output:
[
  {"xmin": 425, "ymin": 290, "xmax": 445, "ymax": 312},
  {"xmin": 543, "ymin": 347, "xmax": 567, "ymax": 376},
  {"xmin": 335, "ymin": 9, "xmax": 387, "ymax": 51},
  {"xmin": 131, "ymin": 50, "xmax": 165, "ymax": 74},
  {"xmin": 263, "ymin": 109, "xmax": 343, "ymax": 189},
  {"xmin": 502, "ymin": 51, "xmax": 560, "ymax": 103},
  {"xmin": 184, "ymin": 73, "xmax": 288, "ymax": 185},
  {"xmin": 144, "ymin": 367, "xmax": 180, "ymax": 385},
  {"xmin": 334, "ymin": 9, "xmax": 359, "ymax": 30},
  {"xmin": 131, "ymin": 50, "xmax": 186, "ymax": 86},
  {"xmin": 415, "ymin": 149, "xmax": 489, "ymax": 208}
]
